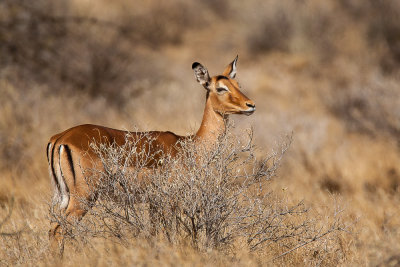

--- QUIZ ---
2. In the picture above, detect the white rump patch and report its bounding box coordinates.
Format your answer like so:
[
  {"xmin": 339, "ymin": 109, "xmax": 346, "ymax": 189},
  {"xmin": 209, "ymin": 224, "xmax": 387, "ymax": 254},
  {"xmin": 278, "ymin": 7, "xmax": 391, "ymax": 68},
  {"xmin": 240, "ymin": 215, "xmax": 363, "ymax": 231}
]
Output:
[
  {"xmin": 49, "ymin": 163, "xmax": 60, "ymax": 205},
  {"xmin": 57, "ymin": 145, "xmax": 70, "ymax": 210},
  {"xmin": 48, "ymin": 143, "xmax": 60, "ymax": 205}
]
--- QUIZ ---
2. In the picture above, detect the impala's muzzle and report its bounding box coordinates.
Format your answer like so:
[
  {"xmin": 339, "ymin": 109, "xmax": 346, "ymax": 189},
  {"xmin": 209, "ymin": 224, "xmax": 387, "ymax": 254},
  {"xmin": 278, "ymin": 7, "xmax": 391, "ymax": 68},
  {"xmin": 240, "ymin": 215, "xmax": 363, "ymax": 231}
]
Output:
[{"xmin": 241, "ymin": 101, "xmax": 256, "ymax": 115}]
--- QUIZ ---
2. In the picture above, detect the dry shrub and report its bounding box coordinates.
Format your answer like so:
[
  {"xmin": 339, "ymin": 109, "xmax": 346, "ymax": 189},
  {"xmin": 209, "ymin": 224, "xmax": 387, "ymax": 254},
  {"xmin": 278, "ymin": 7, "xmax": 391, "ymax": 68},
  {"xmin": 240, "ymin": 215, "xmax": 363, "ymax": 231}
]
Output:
[
  {"xmin": 366, "ymin": 0, "xmax": 400, "ymax": 73},
  {"xmin": 0, "ymin": 0, "xmax": 212, "ymax": 105},
  {"xmin": 2, "ymin": 0, "xmax": 399, "ymax": 264},
  {"xmin": 0, "ymin": 0, "xmax": 149, "ymax": 103},
  {"xmin": 0, "ymin": 81, "xmax": 36, "ymax": 175},
  {"xmin": 49, "ymin": 126, "xmax": 348, "ymax": 264},
  {"xmin": 322, "ymin": 68, "xmax": 400, "ymax": 140},
  {"xmin": 245, "ymin": 1, "xmax": 344, "ymax": 59},
  {"xmin": 247, "ymin": 6, "xmax": 293, "ymax": 54},
  {"xmin": 245, "ymin": 0, "xmax": 400, "ymax": 71}
]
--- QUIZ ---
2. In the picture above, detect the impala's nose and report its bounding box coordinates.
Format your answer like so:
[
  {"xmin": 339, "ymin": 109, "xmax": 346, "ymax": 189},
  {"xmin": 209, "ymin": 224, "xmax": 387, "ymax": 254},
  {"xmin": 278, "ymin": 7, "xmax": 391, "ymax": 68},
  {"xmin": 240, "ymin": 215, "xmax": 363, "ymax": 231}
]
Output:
[
  {"xmin": 246, "ymin": 102, "xmax": 256, "ymax": 108},
  {"xmin": 243, "ymin": 101, "xmax": 256, "ymax": 115},
  {"xmin": 246, "ymin": 102, "xmax": 256, "ymax": 109}
]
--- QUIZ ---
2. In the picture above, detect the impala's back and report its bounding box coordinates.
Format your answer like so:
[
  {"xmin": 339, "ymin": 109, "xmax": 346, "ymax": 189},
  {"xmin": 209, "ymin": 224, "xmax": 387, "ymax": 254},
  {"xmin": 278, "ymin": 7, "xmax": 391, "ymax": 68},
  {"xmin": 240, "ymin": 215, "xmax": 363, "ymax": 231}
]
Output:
[{"xmin": 48, "ymin": 124, "xmax": 181, "ymax": 208}]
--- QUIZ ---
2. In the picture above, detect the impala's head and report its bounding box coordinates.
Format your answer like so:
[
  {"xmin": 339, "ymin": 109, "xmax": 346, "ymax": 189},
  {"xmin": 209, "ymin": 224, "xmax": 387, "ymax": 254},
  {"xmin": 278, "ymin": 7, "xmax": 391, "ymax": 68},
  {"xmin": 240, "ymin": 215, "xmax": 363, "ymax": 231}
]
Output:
[{"xmin": 192, "ymin": 56, "xmax": 256, "ymax": 116}]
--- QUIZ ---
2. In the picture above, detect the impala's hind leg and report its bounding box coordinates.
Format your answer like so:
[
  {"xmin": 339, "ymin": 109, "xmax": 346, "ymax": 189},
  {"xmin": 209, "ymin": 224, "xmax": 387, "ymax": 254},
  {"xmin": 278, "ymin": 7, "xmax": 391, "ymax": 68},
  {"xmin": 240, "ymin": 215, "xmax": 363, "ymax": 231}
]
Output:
[
  {"xmin": 49, "ymin": 189, "xmax": 92, "ymax": 256},
  {"xmin": 49, "ymin": 220, "xmax": 64, "ymax": 256},
  {"xmin": 49, "ymin": 195, "xmax": 89, "ymax": 256},
  {"xmin": 49, "ymin": 144, "xmax": 92, "ymax": 256},
  {"xmin": 48, "ymin": 143, "xmax": 69, "ymax": 255}
]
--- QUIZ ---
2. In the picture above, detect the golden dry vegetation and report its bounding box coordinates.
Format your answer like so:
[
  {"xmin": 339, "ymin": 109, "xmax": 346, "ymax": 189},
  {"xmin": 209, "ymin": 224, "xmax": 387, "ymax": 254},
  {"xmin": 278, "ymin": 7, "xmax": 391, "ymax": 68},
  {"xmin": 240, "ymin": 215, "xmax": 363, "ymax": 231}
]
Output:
[{"xmin": 1, "ymin": 0, "xmax": 400, "ymax": 266}]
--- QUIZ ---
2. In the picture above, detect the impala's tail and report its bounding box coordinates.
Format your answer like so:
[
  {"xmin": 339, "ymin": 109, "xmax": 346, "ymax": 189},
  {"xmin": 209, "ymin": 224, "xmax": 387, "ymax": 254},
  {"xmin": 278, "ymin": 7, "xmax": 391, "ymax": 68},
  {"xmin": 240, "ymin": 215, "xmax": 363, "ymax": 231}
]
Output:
[{"xmin": 47, "ymin": 141, "xmax": 70, "ymax": 210}]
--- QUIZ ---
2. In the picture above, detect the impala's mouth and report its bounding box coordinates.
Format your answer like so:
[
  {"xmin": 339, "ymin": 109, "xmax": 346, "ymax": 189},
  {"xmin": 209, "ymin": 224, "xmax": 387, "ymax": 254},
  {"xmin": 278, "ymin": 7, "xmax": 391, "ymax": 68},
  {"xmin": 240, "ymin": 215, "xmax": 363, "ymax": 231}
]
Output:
[{"xmin": 241, "ymin": 107, "xmax": 256, "ymax": 116}]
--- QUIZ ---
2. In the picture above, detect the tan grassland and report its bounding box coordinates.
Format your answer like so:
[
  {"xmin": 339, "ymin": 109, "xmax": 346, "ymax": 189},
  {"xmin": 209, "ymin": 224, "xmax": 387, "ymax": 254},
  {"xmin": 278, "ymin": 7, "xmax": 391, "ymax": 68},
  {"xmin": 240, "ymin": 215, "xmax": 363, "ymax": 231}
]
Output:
[{"xmin": 1, "ymin": 0, "xmax": 400, "ymax": 266}]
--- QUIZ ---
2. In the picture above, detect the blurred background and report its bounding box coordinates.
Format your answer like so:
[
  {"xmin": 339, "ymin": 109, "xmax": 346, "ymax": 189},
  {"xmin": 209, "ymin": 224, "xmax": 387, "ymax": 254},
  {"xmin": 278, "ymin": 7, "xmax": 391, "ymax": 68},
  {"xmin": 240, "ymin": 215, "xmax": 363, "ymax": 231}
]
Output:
[{"xmin": 0, "ymin": 0, "xmax": 400, "ymax": 265}]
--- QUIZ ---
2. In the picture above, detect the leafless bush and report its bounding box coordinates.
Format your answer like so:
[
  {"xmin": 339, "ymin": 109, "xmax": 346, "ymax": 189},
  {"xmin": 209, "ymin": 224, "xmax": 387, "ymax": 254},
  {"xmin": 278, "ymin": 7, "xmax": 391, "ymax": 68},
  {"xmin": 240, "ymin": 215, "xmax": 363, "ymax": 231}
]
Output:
[
  {"xmin": 323, "ymin": 74, "xmax": 400, "ymax": 140},
  {"xmin": 0, "ymin": 0, "xmax": 135, "ymax": 103},
  {"xmin": 49, "ymin": 126, "xmax": 347, "ymax": 262},
  {"xmin": 0, "ymin": 0, "xmax": 212, "ymax": 105},
  {"xmin": 247, "ymin": 8, "xmax": 293, "ymax": 54},
  {"xmin": 366, "ymin": 0, "xmax": 400, "ymax": 73}
]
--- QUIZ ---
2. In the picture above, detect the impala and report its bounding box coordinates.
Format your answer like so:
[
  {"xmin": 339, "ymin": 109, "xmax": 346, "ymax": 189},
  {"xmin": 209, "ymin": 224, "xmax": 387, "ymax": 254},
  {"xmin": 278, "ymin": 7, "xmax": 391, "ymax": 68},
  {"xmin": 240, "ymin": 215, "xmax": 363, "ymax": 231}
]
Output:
[{"xmin": 47, "ymin": 56, "xmax": 255, "ymax": 252}]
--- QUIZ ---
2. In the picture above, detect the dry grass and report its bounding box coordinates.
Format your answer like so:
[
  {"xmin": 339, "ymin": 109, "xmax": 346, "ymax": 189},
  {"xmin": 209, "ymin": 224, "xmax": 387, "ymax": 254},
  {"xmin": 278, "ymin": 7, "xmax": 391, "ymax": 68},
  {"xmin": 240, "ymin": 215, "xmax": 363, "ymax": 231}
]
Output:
[{"xmin": 1, "ymin": 0, "xmax": 400, "ymax": 266}]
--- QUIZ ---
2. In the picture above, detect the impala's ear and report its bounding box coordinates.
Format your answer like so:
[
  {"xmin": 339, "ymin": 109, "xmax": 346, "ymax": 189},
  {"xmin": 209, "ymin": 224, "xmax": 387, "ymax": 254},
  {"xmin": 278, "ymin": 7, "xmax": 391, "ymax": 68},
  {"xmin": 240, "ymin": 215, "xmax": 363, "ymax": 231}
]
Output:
[
  {"xmin": 223, "ymin": 55, "xmax": 238, "ymax": 79},
  {"xmin": 192, "ymin": 62, "xmax": 211, "ymax": 89}
]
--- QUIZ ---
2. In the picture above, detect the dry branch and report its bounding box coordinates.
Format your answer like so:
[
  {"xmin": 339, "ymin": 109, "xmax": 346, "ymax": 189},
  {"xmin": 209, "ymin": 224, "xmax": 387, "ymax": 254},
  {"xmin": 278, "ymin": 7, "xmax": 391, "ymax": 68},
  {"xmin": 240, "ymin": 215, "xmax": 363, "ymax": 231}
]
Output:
[{"xmin": 49, "ymin": 125, "xmax": 346, "ymax": 259}]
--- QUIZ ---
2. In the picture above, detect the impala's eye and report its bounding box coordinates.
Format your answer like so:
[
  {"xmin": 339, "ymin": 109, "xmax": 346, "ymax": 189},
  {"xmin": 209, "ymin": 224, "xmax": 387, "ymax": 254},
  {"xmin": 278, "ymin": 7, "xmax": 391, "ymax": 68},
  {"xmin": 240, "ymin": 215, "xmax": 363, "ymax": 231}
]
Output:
[{"xmin": 216, "ymin": 87, "xmax": 228, "ymax": 93}]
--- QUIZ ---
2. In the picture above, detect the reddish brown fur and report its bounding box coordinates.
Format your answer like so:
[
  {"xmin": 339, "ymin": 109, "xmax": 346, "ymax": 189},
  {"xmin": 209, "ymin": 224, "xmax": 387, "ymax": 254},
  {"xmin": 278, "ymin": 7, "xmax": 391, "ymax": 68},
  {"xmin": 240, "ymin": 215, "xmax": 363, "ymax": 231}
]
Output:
[{"xmin": 47, "ymin": 57, "xmax": 255, "ymax": 253}]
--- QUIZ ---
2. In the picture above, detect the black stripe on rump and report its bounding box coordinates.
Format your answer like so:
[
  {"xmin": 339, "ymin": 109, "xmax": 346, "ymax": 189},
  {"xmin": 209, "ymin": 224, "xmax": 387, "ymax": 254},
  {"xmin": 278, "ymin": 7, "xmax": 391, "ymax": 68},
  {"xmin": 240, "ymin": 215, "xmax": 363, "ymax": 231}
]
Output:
[
  {"xmin": 46, "ymin": 143, "xmax": 51, "ymax": 162},
  {"xmin": 62, "ymin": 145, "xmax": 76, "ymax": 186},
  {"xmin": 51, "ymin": 141, "xmax": 61, "ymax": 193}
]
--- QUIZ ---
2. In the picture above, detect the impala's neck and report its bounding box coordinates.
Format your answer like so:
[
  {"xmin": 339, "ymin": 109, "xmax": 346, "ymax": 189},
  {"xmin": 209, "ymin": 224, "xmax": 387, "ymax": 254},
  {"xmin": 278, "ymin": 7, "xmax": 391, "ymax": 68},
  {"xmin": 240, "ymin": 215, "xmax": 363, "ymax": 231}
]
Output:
[{"xmin": 195, "ymin": 95, "xmax": 226, "ymax": 142}]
